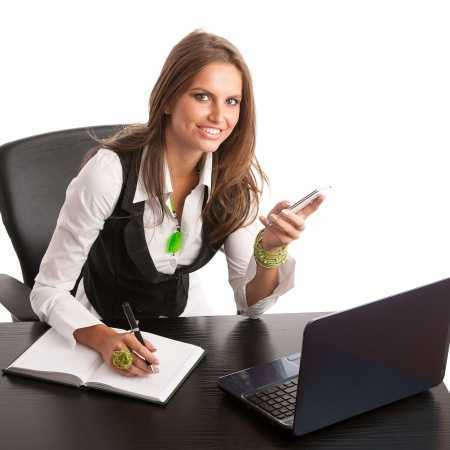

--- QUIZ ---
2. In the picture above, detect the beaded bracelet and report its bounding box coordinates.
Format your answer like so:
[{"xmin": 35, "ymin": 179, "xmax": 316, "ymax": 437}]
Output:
[{"xmin": 254, "ymin": 229, "xmax": 288, "ymax": 269}]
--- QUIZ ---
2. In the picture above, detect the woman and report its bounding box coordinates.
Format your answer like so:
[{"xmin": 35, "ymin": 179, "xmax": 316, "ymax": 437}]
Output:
[{"xmin": 30, "ymin": 29, "xmax": 325, "ymax": 378}]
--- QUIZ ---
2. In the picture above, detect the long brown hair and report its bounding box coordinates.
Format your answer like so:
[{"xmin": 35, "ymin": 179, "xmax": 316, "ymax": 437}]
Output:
[{"xmin": 81, "ymin": 28, "xmax": 269, "ymax": 247}]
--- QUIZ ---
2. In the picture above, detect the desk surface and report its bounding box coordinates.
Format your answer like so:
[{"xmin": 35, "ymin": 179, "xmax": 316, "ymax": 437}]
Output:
[{"xmin": 1, "ymin": 313, "xmax": 449, "ymax": 450}]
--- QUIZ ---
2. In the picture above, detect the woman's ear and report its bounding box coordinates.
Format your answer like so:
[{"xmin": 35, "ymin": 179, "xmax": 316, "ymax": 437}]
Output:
[
  {"xmin": 163, "ymin": 100, "xmax": 173, "ymax": 115},
  {"xmin": 164, "ymin": 95, "xmax": 179, "ymax": 115}
]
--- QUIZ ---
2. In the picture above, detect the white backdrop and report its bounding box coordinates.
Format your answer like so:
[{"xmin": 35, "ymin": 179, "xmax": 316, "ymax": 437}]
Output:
[{"xmin": 1, "ymin": 1, "xmax": 449, "ymax": 383}]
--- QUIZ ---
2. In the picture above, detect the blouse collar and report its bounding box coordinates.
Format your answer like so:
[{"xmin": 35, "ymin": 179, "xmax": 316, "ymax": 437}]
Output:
[{"xmin": 133, "ymin": 144, "xmax": 212, "ymax": 204}]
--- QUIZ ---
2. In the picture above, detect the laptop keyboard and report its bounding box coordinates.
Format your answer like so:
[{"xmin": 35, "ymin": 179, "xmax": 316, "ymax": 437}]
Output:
[{"xmin": 245, "ymin": 377, "xmax": 298, "ymax": 420}]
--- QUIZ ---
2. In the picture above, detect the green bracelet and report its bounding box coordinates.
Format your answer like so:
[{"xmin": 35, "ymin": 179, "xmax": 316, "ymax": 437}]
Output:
[{"xmin": 254, "ymin": 229, "xmax": 288, "ymax": 269}]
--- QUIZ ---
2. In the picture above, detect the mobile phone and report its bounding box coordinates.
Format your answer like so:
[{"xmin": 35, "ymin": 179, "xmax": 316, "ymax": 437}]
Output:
[
  {"xmin": 287, "ymin": 185, "xmax": 332, "ymax": 214},
  {"xmin": 266, "ymin": 185, "xmax": 331, "ymax": 226}
]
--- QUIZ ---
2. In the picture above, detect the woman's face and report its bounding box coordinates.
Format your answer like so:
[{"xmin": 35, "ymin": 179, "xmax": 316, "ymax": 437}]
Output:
[{"xmin": 165, "ymin": 62, "xmax": 243, "ymax": 156}]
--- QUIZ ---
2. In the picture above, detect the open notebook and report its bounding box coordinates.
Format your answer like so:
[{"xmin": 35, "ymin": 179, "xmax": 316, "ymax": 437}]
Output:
[{"xmin": 3, "ymin": 327, "xmax": 205, "ymax": 405}]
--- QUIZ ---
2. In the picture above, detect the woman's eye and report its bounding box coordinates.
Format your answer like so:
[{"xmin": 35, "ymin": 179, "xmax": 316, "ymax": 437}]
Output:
[
  {"xmin": 195, "ymin": 93, "xmax": 209, "ymax": 101},
  {"xmin": 227, "ymin": 98, "xmax": 240, "ymax": 106},
  {"xmin": 194, "ymin": 93, "xmax": 240, "ymax": 106}
]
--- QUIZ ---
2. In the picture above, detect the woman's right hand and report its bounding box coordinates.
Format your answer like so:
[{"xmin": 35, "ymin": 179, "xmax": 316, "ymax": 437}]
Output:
[{"xmin": 73, "ymin": 324, "xmax": 159, "ymax": 377}]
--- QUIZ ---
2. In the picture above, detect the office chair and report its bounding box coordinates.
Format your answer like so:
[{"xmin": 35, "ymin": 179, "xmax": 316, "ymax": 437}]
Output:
[{"xmin": 0, "ymin": 125, "xmax": 125, "ymax": 321}]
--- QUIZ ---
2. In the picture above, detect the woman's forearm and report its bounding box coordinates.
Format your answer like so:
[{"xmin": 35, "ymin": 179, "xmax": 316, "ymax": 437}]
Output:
[{"xmin": 245, "ymin": 263, "xmax": 279, "ymax": 307}]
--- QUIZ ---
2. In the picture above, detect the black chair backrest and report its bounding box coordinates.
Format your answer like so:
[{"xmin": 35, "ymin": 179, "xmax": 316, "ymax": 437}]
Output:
[{"xmin": 0, "ymin": 125, "xmax": 124, "ymax": 288}]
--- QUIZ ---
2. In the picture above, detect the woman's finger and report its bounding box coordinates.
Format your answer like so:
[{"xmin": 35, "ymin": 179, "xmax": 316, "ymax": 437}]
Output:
[
  {"xmin": 131, "ymin": 351, "xmax": 153, "ymax": 374},
  {"xmin": 260, "ymin": 215, "xmax": 283, "ymax": 234},
  {"xmin": 269, "ymin": 213, "xmax": 303, "ymax": 240},
  {"xmin": 298, "ymin": 195, "xmax": 325, "ymax": 218},
  {"xmin": 144, "ymin": 339, "xmax": 157, "ymax": 352},
  {"xmin": 259, "ymin": 215, "xmax": 290, "ymax": 245},
  {"xmin": 260, "ymin": 215, "xmax": 287, "ymax": 239},
  {"xmin": 123, "ymin": 334, "xmax": 159, "ymax": 366},
  {"xmin": 128, "ymin": 361, "xmax": 150, "ymax": 377},
  {"xmin": 110, "ymin": 364, "xmax": 137, "ymax": 377},
  {"xmin": 268, "ymin": 200, "xmax": 291, "ymax": 217},
  {"xmin": 279, "ymin": 209, "xmax": 305, "ymax": 230}
]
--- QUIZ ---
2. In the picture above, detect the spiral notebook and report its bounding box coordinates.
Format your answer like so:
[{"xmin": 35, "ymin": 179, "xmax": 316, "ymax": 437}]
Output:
[{"xmin": 3, "ymin": 327, "xmax": 205, "ymax": 404}]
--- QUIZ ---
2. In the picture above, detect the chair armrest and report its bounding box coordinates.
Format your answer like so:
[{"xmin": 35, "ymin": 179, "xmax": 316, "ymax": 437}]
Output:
[{"xmin": 0, "ymin": 274, "xmax": 39, "ymax": 321}]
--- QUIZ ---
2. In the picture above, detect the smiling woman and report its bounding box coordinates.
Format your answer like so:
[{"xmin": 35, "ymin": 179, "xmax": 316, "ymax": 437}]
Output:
[
  {"xmin": 81, "ymin": 30, "xmax": 266, "ymax": 247},
  {"xmin": 30, "ymin": 29, "xmax": 325, "ymax": 378}
]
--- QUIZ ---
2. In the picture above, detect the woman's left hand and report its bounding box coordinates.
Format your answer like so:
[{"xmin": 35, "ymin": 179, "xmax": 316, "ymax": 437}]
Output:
[{"xmin": 258, "ymin": 195, "xmax": 326, "ymax": 251}]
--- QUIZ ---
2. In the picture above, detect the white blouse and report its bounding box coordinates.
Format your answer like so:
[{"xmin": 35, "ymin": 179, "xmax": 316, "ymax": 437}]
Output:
[{"xmin": 30, "ymin": 146, "xmax": 296, "ymax": 348}]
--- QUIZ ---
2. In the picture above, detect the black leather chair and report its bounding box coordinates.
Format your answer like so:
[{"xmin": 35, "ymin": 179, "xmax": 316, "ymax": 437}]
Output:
[{"xmin": 0, "ymin": 125, "xmax": 124, "ymax": 321}]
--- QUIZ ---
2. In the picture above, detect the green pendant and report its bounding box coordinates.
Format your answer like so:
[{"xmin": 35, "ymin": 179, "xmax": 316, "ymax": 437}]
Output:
[
  {"xmin": 167, "ymin": 230, "xmax": 183, "ymax": 253},
  {"xmin": 167, "ymin": 195, "xmax": 183, "ymax": 253}
]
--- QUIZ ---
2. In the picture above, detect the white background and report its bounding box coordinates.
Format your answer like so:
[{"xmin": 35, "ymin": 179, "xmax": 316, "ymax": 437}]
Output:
[{"xmin": 1, "ymin": 1, "xmax": 449, "ymax": 386}]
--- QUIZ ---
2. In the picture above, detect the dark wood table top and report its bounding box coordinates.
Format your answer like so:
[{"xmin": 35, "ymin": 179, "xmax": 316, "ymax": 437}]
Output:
[{"xmin": 1, "ymin": 313, "xmax": 449, "ymax": 450}]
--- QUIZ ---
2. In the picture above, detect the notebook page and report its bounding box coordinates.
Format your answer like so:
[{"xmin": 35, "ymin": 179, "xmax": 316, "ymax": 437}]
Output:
[
  {"xmin": 7, "ymin": 328, "xmax": 102, "ymax": 385},
  {"xmin": 87, "ymin": 330, "xmax": 203, "ymax": 402}
]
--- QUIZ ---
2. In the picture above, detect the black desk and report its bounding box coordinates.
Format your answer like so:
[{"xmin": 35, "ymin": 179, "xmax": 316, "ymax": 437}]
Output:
[{"xmin": 1, "ymin": 314, "xmax": 449, "ymax": 450}]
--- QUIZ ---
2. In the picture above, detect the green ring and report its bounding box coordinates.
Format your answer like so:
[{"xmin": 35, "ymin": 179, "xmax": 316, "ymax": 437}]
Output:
[{"xmin": 111, "ymin": 349, "xmax": 134, "ymax": 370}]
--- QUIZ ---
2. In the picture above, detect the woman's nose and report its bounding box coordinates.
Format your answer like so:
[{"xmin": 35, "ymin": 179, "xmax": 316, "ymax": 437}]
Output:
[{"xmin": 207, "ymin": 103, "xmax": 227, "ymax": 125}]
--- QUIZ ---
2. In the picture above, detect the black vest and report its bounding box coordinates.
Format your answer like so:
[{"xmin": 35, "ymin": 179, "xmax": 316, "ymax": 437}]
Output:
[{"xmin": 73, "ymin": 148, "xmax": 225, "ymax": 321}]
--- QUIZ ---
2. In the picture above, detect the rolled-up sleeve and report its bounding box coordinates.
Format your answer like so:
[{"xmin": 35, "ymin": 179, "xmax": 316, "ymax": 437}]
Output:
[
  {"xmin": 30, "ymin": 149, "xmax": 122, "ymax": 348},
  {"xmin": 221, "ymin": 204, "xmax": 296, "ymax": 318}
]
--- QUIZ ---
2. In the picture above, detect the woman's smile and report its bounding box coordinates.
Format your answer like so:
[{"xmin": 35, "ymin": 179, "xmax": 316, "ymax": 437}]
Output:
[{"xmin": 196, "ymin": 125, "xmax": 223, "ymax": 140}]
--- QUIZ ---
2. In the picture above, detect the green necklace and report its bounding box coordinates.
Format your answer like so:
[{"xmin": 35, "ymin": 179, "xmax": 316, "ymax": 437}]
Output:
[
  {"xmin": 165, "ymin": 165, "xmax": 201, "ymax": 255},
  {"xmin": 166, "ymin": 195, "xmax": 183, "ymax": 254}
]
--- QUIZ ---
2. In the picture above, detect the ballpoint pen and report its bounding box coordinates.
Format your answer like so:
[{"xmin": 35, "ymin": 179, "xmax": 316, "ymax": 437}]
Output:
[{"xmin": 122, "ymin": 301, "xmax": 156, "ymax": 373}]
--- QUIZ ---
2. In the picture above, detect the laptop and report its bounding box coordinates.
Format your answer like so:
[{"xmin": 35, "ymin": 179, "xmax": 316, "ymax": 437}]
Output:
[{"xmin": 217, "ymin": 277, "xmax": 450, "ymax": 436}]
